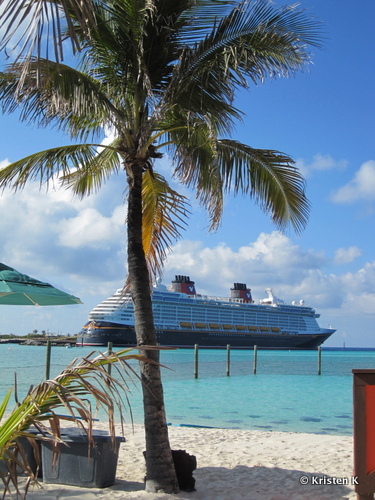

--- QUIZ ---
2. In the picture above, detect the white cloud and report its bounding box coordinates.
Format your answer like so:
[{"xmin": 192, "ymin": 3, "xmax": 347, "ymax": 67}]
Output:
[
  {"xmin": 165, "ymin": 232, "xmax": 328, "ymax": 300},
  {"xmin": 0, "ymin": 172, "xmax": 127, "ymax": 284},
  {"xmin": 163, "ymin": 235, "xmax": 375, "ymax": 320},
  {"xmin": 331, "ymin": 160, "xmax": 375, "ymax": 204},
  {"xmin": 58, "ymin": 206, "xmax": 125, "ymax": 249},
  {"xmin": 338, "ymin": 262, "xmax": 375, "ymax": 315},
  {"xmin": 296, "ymin": 154, "xmax": 347, "ymax": 178},
  {"xmin": 0, "ymin": 158, "xmax": 10, "ymax": 168},
  {"xmin": 334, "ymin": 246, "xmax": 362, "ymax": 265},
  {"xmin": 342, "ymin": 292, "xmax": 375, "ymax": 315}
]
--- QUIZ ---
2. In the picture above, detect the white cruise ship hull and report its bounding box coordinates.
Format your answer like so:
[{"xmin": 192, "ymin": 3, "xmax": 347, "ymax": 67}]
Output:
[{"xmin": 76, "ymin": 276, "xmax": 336, "ymax": 349}]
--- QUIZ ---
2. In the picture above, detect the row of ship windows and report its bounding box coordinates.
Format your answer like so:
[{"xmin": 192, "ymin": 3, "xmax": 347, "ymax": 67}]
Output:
[
  {"xmin": 154, "ymin": 307, "xmax": 306, "ymax": 318},
  {"xmin": 101, "ymin": 314, "xmax": 304, "ymax": 327},
  {"xmin": 105, "ymin": 307, "xmax": 310, "ymax": 327},
  {"xmin": 152, "ymin": 313, "xmax": 306, "ymax": 328},
  {"xmin": 113, "ymin": 309, "xmax": 308, "ymax": 326}
]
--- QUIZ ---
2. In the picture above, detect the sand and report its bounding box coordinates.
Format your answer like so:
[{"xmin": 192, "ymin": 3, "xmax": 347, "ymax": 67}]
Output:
[{"xmin": 24, "ymin": 424, "xmax": 356, "ymax": 500}]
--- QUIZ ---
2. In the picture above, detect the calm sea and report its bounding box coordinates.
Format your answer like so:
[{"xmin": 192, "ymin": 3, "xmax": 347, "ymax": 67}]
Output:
[{"xmin": 2, "ymin": 344, "xmax": 375, "ymax": 435}]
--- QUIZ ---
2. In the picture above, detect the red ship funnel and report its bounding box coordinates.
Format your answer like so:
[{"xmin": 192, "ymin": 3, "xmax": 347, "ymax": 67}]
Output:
[
  {"xmin": 230, "ymin": 283, "xmax": 253, "ymax": 303},
  {"xmin": 170, "ymin": 275, "xmax": 196, "ymax": 295}
]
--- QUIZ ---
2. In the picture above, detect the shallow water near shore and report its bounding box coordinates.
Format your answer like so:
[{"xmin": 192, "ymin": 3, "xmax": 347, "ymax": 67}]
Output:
[{"xmin": 1, "ymin": 344, "xmax": 375, "ymax": 435}]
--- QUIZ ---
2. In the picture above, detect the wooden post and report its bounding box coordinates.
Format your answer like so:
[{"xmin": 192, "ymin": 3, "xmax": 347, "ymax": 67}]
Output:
[
  {"xmin": 194, "ymin": 344, "xmax": 199, "ymax": 379},
  {"xmin": 107, "ymin": 341, "xmax": 113, "ymax": 376},
  {"xmin": 45, "ymin": 340, "xmax": 51, "ymax": 380},
  {"xmin": 226, "ymin": 344, "xmax": 230, "ymax": 376},
  {"xmin": 253, "ymin": 345, "xmax": 258, "ymax": 374},
  {"xmin": 353, "ymin": 370, "xmax": 375, "ymax": 500},
  {"xmin": 318, "ymin": 346, "xmax": 322, "ymax": 375}
]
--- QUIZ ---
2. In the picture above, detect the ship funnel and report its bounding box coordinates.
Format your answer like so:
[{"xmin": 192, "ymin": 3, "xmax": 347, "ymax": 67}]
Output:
[
  {"xmin": 230, "ymin": 283, "xmax": 253, "ymax": 303},
  {"xmin": 171, "ymin": 275, "xmax": 196, "ymax": 295}
]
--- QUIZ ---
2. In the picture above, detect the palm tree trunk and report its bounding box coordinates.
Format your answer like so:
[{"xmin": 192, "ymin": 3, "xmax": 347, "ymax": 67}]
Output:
[{"xmin": 127, "ymin": 162, "xmax": 179, "ymax": 494}]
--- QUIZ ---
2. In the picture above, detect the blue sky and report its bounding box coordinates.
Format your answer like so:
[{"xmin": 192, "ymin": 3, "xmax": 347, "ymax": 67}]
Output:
[{"xmin": 0, "ymin": 0, "xmax": 374, "ymax": 347}]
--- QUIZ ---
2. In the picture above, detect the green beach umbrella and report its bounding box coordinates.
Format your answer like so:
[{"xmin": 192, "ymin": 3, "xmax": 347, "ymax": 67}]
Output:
[{"xmin": 0, "ymin": 263, "xmax": 82, "ymax": 306}]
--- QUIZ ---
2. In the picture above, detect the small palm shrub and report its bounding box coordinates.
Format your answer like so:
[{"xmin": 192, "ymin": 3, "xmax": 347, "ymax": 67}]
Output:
[{"xmin": 0, "ymin": 347, "xmax": 157, "ymax": 498}]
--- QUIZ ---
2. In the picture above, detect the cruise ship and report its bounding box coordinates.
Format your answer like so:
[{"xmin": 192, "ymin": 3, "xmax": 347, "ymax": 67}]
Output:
[{"xmin": 76, "ymin": 275, "xmax": 335, "ymax": 349}]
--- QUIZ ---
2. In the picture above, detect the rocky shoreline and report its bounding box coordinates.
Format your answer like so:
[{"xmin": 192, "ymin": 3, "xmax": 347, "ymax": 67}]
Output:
[{"xmin": 0, "ymin": 338, "xmax": 76, "ymax": 346}]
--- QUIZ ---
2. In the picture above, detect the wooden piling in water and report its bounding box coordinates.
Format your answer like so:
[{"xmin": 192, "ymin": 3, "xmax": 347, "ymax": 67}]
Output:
[
  {"xmin": 45, "ymin": 340, "xmax": 51, "ymax": 380},
  {"xmin": 226, "ymin": 344, "xmax": 230, "ymax": 376},
  {"xmin": 253, "ymin": 345, "xmax": 258, "ymax": 374},
  {"xmin": 318, "ymin": 345, "xmax": 322, "ymax": 375},
  {"xmin": 194, "ymin": 344, "xmax": 199, "ymax": 379},
  {"xmin": 107, "ymin": 341, "xmax": 113, "ymax": 376}
]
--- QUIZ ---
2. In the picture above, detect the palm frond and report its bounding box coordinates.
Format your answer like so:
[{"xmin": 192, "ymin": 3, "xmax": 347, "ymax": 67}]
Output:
[
  {"xmin": 196, "ymin": 0, "xmax": 323, "ymax": 80},
  {"xmin": 210, "ymin": 139, "xmax": 310, "ymax": 233},
  {"xmin": 167, "ymin": 0, "xmax": 234, "ymax": 45},
  {"xmin": 166, "ymin": 0, "xmax": 322, "ymax": 120},
  {"xmin": 0, "ymin": 60, "xmax": 123, "ymax": 141},
  {"xmin": 161, "ymin": 49, "xmax": 242, "ymax": 135},
  {"xmin": 0, "ymin": 144, "xmax": 109, "ymax": 192},
  {"xmin": 171, "ymin": 121, "xmax": 225, "ymax": 230},
  {"xmin": 77, "ymin": 0, "xmax": 149, "ymax": 81},
  {"xmin": 0, "ymin": 391, "xmax": 12, "ymax": 423},
  {"xmin": 0, "ymin": 0, "xmax": 96, "ymax": 65},
  {"xmin": 60, "ymin": 138, "xmax": 123, "ymax": 197},
  {"xmin": 139, "ymin": 0, "xmax": 234, "ymax": 92},
  {"xmin": 142, "ymin": 170, "xmax": 190, "ymax": 280}
]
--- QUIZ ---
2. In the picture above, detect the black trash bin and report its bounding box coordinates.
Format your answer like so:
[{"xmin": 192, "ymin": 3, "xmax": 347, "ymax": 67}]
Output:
[{"xmin": 41, "ymin": 428, "xmax": 125, "ymax": 488}]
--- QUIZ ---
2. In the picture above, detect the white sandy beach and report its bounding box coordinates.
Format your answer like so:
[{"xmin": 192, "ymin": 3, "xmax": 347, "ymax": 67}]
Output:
[{"xmin": 23, "ymin": 423, "xmax": 356, "ymax": 500}]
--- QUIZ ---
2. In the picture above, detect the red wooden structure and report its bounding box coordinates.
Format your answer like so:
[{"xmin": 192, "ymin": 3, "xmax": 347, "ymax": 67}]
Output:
[{"xmin": 353, "ymin": 369, "xmax": 375, "ymax": 500}]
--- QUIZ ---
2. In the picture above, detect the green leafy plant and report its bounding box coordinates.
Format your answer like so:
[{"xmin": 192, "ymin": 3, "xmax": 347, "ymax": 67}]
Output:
[{"xmin": 0, "ymin": 347, "xmax": 158, "ymax": 498}]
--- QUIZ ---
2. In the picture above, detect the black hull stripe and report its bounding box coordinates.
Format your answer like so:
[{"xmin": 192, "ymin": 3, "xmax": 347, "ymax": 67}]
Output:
[{"xmin": 77, "ymin": 325, "xmax": 334, "ymax": 349}]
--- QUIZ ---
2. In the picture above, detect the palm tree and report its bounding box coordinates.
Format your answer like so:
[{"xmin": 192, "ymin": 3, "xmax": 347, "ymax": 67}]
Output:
[{"xmin": 0, "ymin": 0, "xmax": 321, "ymax": 492}]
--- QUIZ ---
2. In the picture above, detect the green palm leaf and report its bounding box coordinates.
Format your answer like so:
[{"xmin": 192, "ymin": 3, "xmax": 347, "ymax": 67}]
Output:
[
  {"xmin": 215, "ymin": 139, "xmax": 309, "ymax": 233},
  {"xmin": 167, "ymin": 1, "xmax": 322, "ymax": 108},
  {"xmin": 60, "ymin": 138, "xmax": 123, "ymax": 196},
  {"xmin": 0, "ymin": 144, "xmax": 107, "ymax": 191},
  {"xmin": 0, "ymin": 0, "xmax": 95, "ymax": 65},
  {"xmin": 0, "ymin": 60, "xmax": 122, "ymax": 141},
  {"xmin": 173, "ymin": 128, "xmax": 309, "ymax": 233}
]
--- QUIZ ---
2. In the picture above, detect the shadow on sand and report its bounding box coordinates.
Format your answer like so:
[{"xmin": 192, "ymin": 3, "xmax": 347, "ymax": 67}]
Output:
[{"xmin": 25, "ymin": 464, "xmax": 355, "ymax": 499}]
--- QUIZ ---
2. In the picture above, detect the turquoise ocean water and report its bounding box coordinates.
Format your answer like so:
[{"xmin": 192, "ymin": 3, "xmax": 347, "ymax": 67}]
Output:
[{"xmin": 1, "ymin": 344, "xmax": 375, "ymax": 435}]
